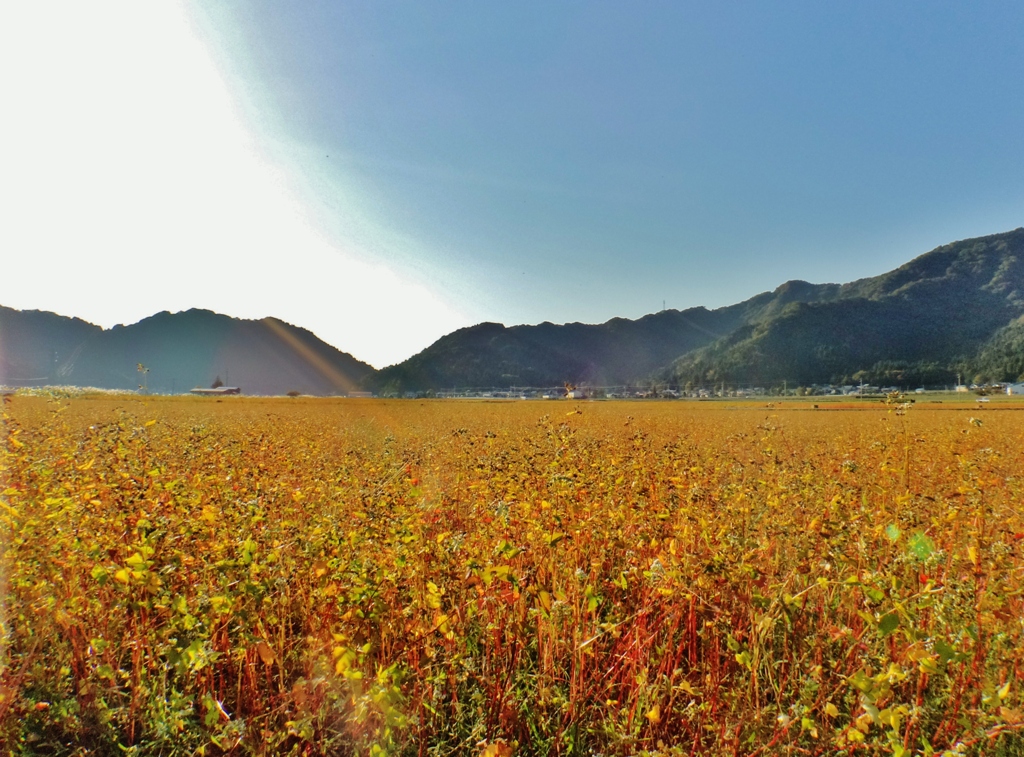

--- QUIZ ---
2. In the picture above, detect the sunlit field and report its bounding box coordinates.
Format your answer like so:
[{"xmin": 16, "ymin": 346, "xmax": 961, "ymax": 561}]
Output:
[{"xmin": 2, "ymin": 394, "xmax": 1023, "ymax": 756}]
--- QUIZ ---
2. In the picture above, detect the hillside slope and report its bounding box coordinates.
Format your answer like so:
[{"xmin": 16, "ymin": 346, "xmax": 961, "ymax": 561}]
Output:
[
  {"xmin": 0, "ymin": 306, "xmax": 103, "ymax": 386},
  {"xmin": 372, "ymin": 228, "xmax": 1024, "ymax": 392},
  {"xmin": 0, "ymin": 308, "xmax": 374, "ymax": 395},
  {"xmin": 367, "ymin": 306, "xmax": 754, "ymax": 392},
  {"xmin": 7, "ymin": 228, "xmax": 1024, "ymax": 394},
  {"xmin": 665, "ymin": 228, "xmax": 1024, "ymax": 386}
]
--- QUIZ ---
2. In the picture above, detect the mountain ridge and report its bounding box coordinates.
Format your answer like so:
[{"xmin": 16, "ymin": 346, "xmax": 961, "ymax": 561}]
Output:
[
  {"xmin": 5, "ymin": 227, "xmax": 1024, "ymax": 394},
  {"xmin": 663, "ymin": 228, "xmax": 1024, "ymax": 388},
  {"xmin": 0, "ymin": 307, "xmax": 374, "ymax": 395},
  {"xmin": 373, "ymin": 227, "xmax": 1024, "ymax": 391}
]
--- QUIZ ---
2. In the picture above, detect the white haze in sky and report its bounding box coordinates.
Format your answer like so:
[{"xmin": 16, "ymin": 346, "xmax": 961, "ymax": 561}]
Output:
[{"xmin": 0, "ymin": 1, "xmax": 469, "ymax": 368}]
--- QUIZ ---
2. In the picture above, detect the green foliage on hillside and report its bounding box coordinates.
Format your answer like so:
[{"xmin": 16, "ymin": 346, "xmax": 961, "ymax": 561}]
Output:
[
  {"xmin": 368, "ymin": 307, "xmax": 750, "ymax": 392},
  {"xmin": 970, "ymin": 316, "xmax": 1024, "ymax": 383},
  {"xmin": 665, "ymin": 228, "xmax": 1024, "ymax": 387},
  {"xmin": 371, "ymin": 229, "xmax": 1024, "ymax": 392},
  {"xmin": 7, "ymin": 229, "xmax": 1024, "ymax": 394}
]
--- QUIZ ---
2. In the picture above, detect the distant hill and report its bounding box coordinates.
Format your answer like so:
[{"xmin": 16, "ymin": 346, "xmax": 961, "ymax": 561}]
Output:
[
  {"xmin": 664, "ymin": 228, "xmax": 1024, "ymax": 387},
  {"xmin": 0, "ymin": 307, "xmax": 374, "ymax": 396},
  {"xmin": 7, "ymin": 228, "xmax": 1024, "ymax": 395},
  {"xmin": 367, "ymin": 309, "xmax": 751, "ymax": 393},
  {"xmin": 372, "ymin": 228, "xmax": 1024, "ymax": 392},
  {"xmin": 366, "ymin": 281, "xmax": 881, "ymax": 393}
]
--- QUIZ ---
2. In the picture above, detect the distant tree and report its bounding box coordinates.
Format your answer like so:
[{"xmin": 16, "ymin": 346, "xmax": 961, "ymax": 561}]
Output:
[{"xmin": 212, "ymin": 376, "xmax": 224, "ymax": 389}]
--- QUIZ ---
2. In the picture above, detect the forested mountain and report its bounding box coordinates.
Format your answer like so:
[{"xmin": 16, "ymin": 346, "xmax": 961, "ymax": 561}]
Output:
[
  {"xmin": 367, "ymin": 308, "xmax": 751, "ymax": 392},
  {"xmin": 6, "ymin": 228, "xmax": 1024, "ymax": 394},
  {"xmin": 0, "ymin": 307, "xmax": 104, "ymax": 386},
  {"xmin": 664, "ymin": 228, "xmax": 1024, "ymax": 387},
  {"xmin": 0, "ymin": 307, "xmax": 374, "ymax": 395},
  {"xmin": 372, "ymin": 228, "xmax": 1024, "ymax": 391}
]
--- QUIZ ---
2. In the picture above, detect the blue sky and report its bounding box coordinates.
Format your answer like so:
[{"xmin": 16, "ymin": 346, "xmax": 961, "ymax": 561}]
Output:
[
  {"xmin": 192, "ymin": 0, "xmax": 1024, "ymax": 321},
  {"xmin": 4, "ymin": 2, "xmax": 1023, "ymax": 366}
]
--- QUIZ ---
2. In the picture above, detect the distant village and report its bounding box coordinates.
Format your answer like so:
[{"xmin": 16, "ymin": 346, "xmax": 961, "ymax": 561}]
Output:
[
  {"xmin": 376, "ymin": 381, "xmax": 1024, "ymax": 400},
  {"xmin": 11, "ymin": 373, "xmax": 1024, "ymax": 400},
  {"xmin": 10, "ymin": 381, "xmax": 1024, "ymax": 400}
]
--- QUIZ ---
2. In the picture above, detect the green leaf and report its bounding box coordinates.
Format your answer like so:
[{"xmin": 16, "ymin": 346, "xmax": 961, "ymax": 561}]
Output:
[
  {"xmin": 934, "ymin": 638, "xmax": 957, "ymax": 663},
  {"xmin": 202, "ymin": 693, "xmax": 221, "ymax": 727},
  {"xmin": 885, "ymin": 523, "xmax": 901, "ymax": 542},
  {"xmin": 908, "ymin": 532, "xmax": 935, "ymax": 561},
  {"xmin": 90, "ymin": 565, "xmax": 109, "ymax": 585},
  {"xmin": 878, "ymin": 612, "xmax": 900, "ymax": 636},
  {"xmin": 239, "ymin": 537, "xmax": 257, "ymax": 565}
]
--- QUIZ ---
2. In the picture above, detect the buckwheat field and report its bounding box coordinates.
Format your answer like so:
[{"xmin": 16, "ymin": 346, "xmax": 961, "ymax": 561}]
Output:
[{"xmin": 2, "ymin": 394, "xmax": 1022, "ymax": 756}]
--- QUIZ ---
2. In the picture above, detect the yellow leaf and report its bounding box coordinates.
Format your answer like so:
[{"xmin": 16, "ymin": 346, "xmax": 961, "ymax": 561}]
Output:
[
  {"xmin": 1000, "ymin": 706, "xmax": 1022, "ymax": 724},
  {"xmin": 825, "ymin": 703, "xmax": 839, "ymax": 718},
  {"xmin": 480, "ymin": 740, "xmax": 513, "ymax": 757},
  {"xmin": 125, "ymin": 552, "xmax": 147, "ymax": 568},
  {"xmin": 677, "ymin": 680, "xmax": 697, "ymax": 696},
  {"xmin": 209, "ymin": 595, "xmax": 232, "ymax": 615},
  {"xmin": 545, "ymin": 531, "xmax": 566, "ymax": 547},
  {"xmin": 646, "ymin": 704, "xmax": 661, "ymax": 724},
  {"xmin": 426, "ymin": 581, "xmax": 443, "ymax": 608},
  {"xmin": 254, "ymin": 641, "xmax": 276, "ymax": 666}
]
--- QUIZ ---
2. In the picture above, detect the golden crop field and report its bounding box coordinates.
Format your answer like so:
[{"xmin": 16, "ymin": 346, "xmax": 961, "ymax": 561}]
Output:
[{"xmin": 1, "ymin": 394, "xmax": 1023, "ymax": 756}]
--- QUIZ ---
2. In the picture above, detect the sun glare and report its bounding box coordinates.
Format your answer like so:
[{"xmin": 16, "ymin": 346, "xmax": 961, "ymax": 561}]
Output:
[{"xmin": 0, "ymin": 1, "xmax": 467, "ymax": 367}]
